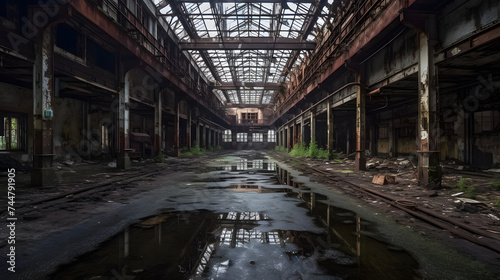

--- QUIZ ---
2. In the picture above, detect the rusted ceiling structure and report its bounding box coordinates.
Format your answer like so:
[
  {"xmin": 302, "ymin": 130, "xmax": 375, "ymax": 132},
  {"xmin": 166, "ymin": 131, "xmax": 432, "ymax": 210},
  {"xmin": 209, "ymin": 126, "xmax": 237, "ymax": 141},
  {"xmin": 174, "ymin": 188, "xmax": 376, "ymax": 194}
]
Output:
[{"xmin": 155, "ymin": 0, "xmax": 333, "ymax": 106}]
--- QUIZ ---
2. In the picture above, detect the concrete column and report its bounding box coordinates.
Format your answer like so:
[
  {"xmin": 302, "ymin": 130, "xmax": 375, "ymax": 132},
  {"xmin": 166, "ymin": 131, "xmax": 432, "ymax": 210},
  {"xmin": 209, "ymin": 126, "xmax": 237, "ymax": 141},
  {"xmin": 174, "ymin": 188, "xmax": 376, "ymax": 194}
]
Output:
[
  {"xmin": 300, "ymin": 116, "xmax": 305, "ymax": 144},
  {"xmin": 231, "ymin": 129, "xmax": 237, "ymax": 148},
  {"xmin": 388, "ymin": 118, "xmax": 394, "ymax": 157},
  {"xmin": 187, "ymin": 108, "xmax": 192, "ymax": 149},
  {"xmin": 173, "ymin": 101, "xmax": 180, "ymax": 157},
  {"xmin": 417, "ymin": 32, "xmax": 440, "ymax": 186},
  {"xmin": 201, "ymin": 125, "xmax": 206, "ymax": 148},
  {"xmin": 117, "ymin": 71, "xmax": 132, "ymax": 169},
  {"xmin": 207, "ymin": 127, "xmax": 212, "ymax": 147},
  {"xmin": 154, "ymin": 90, "xmax": 162, "ymax": 155},
  {"xmin": 310, "ymin": 112, "xmax": 316, "ymax": 144},
  {"xmin": 286, "ymin": 126, "xmax": 291, "ymax": 152},
  {"xmin": 355, "ymin": 75, "xmax": 366, "ymax": 171},
  {"xmin": 32, "ymin": 27, "xmax": 56, "ymax": 187},
  {"xmin": 292, "ymin": 122, "xmax": 298, "ymax": 148},
  {"xmin": 327, "ymin": 99, "xmax": 335, "ymax": 160}
]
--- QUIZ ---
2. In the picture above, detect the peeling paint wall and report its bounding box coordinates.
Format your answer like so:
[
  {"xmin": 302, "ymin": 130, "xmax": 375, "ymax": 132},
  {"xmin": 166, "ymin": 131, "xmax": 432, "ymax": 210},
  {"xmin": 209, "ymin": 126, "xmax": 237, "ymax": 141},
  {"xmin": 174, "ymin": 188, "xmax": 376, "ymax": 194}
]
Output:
[
  {"xmin": 53, "ymin": 97, "xmax": 83, "ymax": 159},
  {"xmin": 440, "ymin": 0, "xmax": 500, "ymax": 47},
  {"xmin": 365, "ymin": 29, "xmax": 419, "ymax": 87}
]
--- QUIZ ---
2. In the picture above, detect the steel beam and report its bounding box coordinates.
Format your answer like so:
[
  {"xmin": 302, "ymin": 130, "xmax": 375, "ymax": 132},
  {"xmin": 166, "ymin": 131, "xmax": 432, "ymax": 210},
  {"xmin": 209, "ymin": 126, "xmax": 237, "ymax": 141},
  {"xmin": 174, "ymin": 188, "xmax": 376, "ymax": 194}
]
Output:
[
  {"xmin": 174, "ymin": 101, "xmax": 180, "ymax": 157},
  {"xmin": 32, "ymin": 27, "xmax": 56, "ymax": 187},
  {"xmin": 172, "ymin": 0, "xmax": 314, "ymax": 2},
  {"xmin": 327, "ymin": 98, "xmax": 335, "ymax": 160},
  {"xmin": 213, "ymin": 82, "xmax": 280, "ymax": 90},
  {"xmin": 417, "ymin": 32, "xmax": 441, "ymax": 186},
  {"xmin": 179, "ymin": 38, "xmax": 316, "ymax": 50},
  {"xmin": 355, "ymin": 73, "xmax": 366, "ymax": 171},
  {"xmin": 154, "ymin": 90, "xmax": 162, "ymax": 154},
  {"xmin": 117, "ymin": 71, "xmax": 132, "ymax": 169}
]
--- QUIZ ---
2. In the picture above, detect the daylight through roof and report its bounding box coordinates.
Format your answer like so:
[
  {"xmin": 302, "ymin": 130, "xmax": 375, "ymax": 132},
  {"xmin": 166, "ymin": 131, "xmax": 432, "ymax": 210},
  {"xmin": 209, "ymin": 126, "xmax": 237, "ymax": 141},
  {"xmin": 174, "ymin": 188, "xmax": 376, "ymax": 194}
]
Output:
[{"xmin": 155, "ymin": 0, "xmax": 334, "ymax": 106}]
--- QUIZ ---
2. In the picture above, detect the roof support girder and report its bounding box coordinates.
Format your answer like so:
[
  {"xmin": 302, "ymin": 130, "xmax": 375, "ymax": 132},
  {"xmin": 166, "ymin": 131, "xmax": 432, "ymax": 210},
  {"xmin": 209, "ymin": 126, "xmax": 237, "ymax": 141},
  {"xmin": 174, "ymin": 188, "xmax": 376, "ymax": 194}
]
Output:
[{"xmin": 180, "ymin": 38, "xmax": 316, "ymax": 50}]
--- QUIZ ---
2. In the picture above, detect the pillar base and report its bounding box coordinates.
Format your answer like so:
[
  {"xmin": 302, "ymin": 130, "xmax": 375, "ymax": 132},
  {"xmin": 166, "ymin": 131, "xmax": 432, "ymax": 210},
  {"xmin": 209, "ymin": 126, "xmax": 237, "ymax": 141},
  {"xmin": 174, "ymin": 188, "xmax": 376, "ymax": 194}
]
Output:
[
  {"xmin": 31, "ymin": 168, "xmax": 56, "ymax": 188},
  {"xmin": 117, "ymin": 153, "xmax": 131, "ymax": 169},
  {"xmin": 173, "ymin": 146, "xmax": 180, "ymax": 158},
  {"xmin": 355, "ymin": 156, "xmax": 366, "ymax": 171}
]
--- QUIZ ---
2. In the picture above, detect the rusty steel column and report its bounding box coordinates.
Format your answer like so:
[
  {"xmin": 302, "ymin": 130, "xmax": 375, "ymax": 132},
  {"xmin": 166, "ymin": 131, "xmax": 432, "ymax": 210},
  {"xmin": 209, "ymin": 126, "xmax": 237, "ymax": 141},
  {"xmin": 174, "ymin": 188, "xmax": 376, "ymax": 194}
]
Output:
[
  {"xmin": 231, "ymin": 129, "xmax": 237, "ymax": 149},
  {"xmin": 292, "ymin": 122, "xmax": 298, "ymax": 148},
  {"xmin": 173, "ymin": 101, "xmax": 180, "ymax": 157},
  {"xmin": 208, "ymin": 127, "xmax": 212, "ymax": 147},
  {"xmin": 117, "ymin": 71, "xmax": 131, "ymax": 169},
  {"xmin": 310, "ymin": 110, "xmax": 316, "ymax": 145},
  {"xmin": 286, "ymin": 126, "xmax": 292, "ymax": 152},
  {"xmin": 327, "ymin": 98, "xmax": 335, "ymax": 160},
  {"xmin": 418, "ymin": 31, "xmax": 441, "ymax": 186},
  {"xmin": 300, "ymin": 116, "xmax": 305, "ymax": 144},
  {"xmin": 355, "ymin": 74, "xmax": 366, "ymax": 171},
  {"xmin": 201, "ymin": 125, "xmax": 206, "ymax": 148},
  {"xmin": 32, "ymin": 27, "xmax": 56, "ymax": 187},
  {"xmin": 154, "ymin": 90, "xmax": 162, "ymax": 155},
  {"xmin": 187, "ymin": 108, "xmax": 192, "ymax": 150},
  {"xmin": 277, "ymin": 128, "xmax": 281, "ymax": 147},
  {"xmin": 195, "ymin": 120, "xmax": 200, "ymax": 147}
]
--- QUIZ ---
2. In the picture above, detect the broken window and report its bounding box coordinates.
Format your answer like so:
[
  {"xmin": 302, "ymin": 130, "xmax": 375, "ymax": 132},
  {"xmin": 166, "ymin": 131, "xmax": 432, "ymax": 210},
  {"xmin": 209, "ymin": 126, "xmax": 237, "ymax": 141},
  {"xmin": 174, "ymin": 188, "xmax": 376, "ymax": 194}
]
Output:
[
  {"xmin": 223, "ymin": 130, "xmax": 232, "ymax": 142},
  {"xmin": 236, "ymin": 133, "xmax": 247, "ymax": 142},
  {"xmin": 378, "ymin": 126, "xmax": 389, "ymax": 139},
  {"xmin": 241, "ymin": 112, "xmax": 258, "ymax": 120},
  {"xmin": 56, "ymin": 24, "xmax": 85, "ymax": 58},
  {"xmin": 0, "ymin": 113, "xmax": 24, "ymax": 151},
  {"xmin": 474, "ymin": 110, "xmax": 500, "ymax": 134},
  {"xmin": 252, "ymin": 133, "xmax": 263, "ymax": 142},
  {"xmin": 267, "ymin": 130, "xmax": 276, "ymax": 142}
]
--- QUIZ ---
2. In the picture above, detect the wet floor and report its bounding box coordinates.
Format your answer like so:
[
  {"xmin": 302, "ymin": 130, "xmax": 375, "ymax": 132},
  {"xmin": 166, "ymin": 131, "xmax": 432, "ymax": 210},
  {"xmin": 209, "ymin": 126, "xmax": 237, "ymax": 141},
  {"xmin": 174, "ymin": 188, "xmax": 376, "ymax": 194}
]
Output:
[{"xmin": 48, "ymin": 151, "xmax": 494, "ymax": 280}]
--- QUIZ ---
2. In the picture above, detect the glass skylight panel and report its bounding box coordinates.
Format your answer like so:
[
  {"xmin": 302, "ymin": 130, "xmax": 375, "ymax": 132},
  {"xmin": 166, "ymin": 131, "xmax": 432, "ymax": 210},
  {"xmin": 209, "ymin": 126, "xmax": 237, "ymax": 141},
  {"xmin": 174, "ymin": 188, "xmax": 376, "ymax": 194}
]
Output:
[{"xmin": 154, "ymin": 0, "xmax": 326, "ymax": 105}]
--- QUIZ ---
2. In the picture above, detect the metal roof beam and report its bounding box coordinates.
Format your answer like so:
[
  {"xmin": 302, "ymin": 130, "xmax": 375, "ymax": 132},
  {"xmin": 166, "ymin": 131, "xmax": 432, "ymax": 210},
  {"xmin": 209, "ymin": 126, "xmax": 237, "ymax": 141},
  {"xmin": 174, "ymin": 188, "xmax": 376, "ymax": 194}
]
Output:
[
  {"xmin": 283, "ymin": 0, "xmax": 327, "ymax": 78},
  {"xmin": 174, "ymin": 0, "xmax": 315, "ymax": 3},
  {"xmin": 180, "ymin": 38, "xmax": 316, "ymax": 50},
  {"xmin": 213, "ymin": 82, "xmax": 280, "ymax": 90}
]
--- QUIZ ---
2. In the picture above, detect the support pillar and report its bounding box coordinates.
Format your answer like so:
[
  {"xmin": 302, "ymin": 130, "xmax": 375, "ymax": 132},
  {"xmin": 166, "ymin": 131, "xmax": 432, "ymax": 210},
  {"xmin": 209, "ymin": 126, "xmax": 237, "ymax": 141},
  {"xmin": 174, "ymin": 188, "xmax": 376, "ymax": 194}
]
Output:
[
  {"xmin": 232, "ymin": 129, "xmax": 237, "ymax": 149},
  {"xmin": 417, "ymin": 32, "xmax": 441, "ymax": 186},
  {"xmin": 195, "ymin": 121, "xmax": 200, "ymax": 147},
  {"xmin": 117, "ymin": 72, "xmax": 132, "ymax": 169},
  {"xmin": 286, "ymin": 126, "xmax": 291, "ymax": 152},
  {"xmin": 310, "ymin": 111, "xmax": 316, "ymax": 144},
  {"xmin": 201, "ymin": 125, "xmax": 206, "ymax": 148},
  {"xmin": 32, "ymin": 27, "xmax": 56, "ymax": 187},
  {"xmin": 173, "ymin": 101, "xmax": 180, "ymax": 157},
  {"xmin": 207, "ymin": 127, "xmax": 212, "ymax": 147},
  {"xmin": 187, "ymin": 108, "xmax": 192, "ymax": 149},
  {"xmin": 300, "ymin": 116, "xmax": 305, "ymax": 144},
  {"xmin": 327, "ymin": 99, "xmax": 335, "ymax": 160},
  {"xmin": 355, "ymin": 75, "xmax": 366, "ymax": 171},
  {"xmin": 293, "ymin": 122, "xmax": 298, "ymax": 148},
  {"xmin": 154, "ymin": 90, "xmax": 162, "ymax": 155}
]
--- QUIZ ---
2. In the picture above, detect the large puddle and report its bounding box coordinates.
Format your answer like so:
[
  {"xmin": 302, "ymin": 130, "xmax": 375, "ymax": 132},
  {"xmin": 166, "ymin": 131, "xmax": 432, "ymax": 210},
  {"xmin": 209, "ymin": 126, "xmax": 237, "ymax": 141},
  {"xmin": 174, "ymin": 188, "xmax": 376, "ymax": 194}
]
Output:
[{"xmin": 51, "ymin": 154, "xmax": 421, "ymax": 279}]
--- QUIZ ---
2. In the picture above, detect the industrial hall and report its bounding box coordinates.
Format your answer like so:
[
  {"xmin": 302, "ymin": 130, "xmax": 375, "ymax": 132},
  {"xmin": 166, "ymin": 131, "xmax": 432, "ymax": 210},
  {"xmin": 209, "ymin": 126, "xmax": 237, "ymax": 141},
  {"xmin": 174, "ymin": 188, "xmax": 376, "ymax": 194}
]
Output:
[{"xmin": 1, "ymin": 0, "xmax": 500, "ymax": 279}]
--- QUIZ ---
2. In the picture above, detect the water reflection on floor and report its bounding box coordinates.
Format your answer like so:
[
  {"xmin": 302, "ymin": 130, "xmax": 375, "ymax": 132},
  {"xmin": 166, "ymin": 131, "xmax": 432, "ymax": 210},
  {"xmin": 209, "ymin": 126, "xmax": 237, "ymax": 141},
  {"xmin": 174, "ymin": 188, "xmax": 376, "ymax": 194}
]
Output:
[{"xmin": 51, "ymin": 155, "xmax": 420, "ymax": 280}]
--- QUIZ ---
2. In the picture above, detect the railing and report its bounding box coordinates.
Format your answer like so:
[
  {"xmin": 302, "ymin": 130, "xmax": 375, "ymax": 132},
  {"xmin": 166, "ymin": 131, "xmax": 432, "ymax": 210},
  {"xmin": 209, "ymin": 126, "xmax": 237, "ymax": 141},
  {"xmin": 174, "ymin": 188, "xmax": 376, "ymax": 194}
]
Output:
[
  {"xmin": 93, "ymin": 0, "xmax": 228, "ymax": 122},
  {"xmin": 235, "ymin": 119, "xmax": 270, "ymax": 126},
  {"xmin": 274, "ymin": 0, "xmax": 390, "ymax": 121}
]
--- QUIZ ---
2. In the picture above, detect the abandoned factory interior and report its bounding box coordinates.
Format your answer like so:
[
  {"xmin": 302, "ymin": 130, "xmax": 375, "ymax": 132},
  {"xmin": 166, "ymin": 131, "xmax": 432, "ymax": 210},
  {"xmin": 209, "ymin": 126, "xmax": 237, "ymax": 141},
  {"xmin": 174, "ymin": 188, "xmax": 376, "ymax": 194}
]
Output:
[{"xmin": 1, "ymin": 0, "xmax": 500, "ymax": 279}]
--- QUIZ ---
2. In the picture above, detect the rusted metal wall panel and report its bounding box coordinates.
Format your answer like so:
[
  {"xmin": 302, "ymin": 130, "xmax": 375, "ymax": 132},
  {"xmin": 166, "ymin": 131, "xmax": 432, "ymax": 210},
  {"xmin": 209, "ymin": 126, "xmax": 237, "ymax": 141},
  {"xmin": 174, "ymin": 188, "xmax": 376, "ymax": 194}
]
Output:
[{"xmin": 439, "ymin": 0, "xmax": 500, "ymax": 48}]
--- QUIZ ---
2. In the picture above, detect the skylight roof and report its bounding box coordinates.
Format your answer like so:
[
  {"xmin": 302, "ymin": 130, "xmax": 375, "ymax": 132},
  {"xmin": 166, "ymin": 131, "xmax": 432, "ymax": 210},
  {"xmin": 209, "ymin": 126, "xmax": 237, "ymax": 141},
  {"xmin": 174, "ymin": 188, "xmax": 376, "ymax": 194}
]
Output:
[{"xmin": 155, "ymin": 0, "xmax": 334, "ymax": 105}]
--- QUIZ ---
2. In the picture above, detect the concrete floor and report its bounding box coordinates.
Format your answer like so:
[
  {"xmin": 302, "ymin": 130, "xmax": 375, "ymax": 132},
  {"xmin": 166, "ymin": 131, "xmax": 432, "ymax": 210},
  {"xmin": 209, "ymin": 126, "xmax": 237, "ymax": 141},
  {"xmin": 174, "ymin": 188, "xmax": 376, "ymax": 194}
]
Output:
[{"xmin": 1, "ymin": 150, "xmax": 499, "ymax": 280}]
